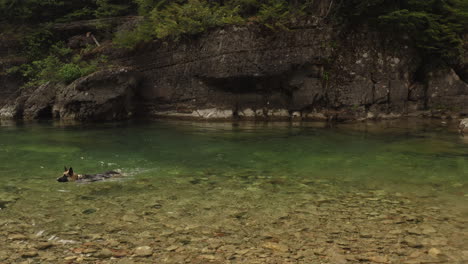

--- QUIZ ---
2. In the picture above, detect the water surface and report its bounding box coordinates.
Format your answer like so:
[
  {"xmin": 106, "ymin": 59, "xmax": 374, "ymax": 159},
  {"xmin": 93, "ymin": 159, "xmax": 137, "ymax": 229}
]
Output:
[{"xmin": 0, "ymin": 119, "xmax": 467, "ymax": 263}]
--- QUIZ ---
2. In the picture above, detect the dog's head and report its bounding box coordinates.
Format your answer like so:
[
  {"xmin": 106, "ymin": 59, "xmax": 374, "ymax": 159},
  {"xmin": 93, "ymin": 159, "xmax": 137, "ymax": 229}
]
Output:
[{"xmin": 57, "ymin": 167, "xmax": 75, "ymax": 182}]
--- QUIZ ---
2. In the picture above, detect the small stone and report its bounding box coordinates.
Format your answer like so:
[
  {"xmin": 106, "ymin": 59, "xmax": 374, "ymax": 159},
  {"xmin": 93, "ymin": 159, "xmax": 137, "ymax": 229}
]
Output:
[
  {"xmin": 82, "ymin": 248, "xmax": 98, "ymax": 254},
  {"xmin": 389, "ymin": 230, "xmax": 402, "ymax": 235},
  {"xmin": 36, "ymin": 242, "xmax": 53, "ymax": 250},
  {"xmin": 64, "ymin": 256, "xmax": 78, "ymax": 261},
  {"xmin": 152, "ymin": 204, "xmax": 162, "ymax": 209},
  {"xmin": 421, "ymin": 226, "xmax": 436, "ymax": 235},
  {"xmin": 403, "ymin": 237, "xmax": 423, "ymax": 248},
  {"xmin": 428, "ymin": 248, "xmax": 441, "ymax": 258},
  {"xmin": 424, "ymin": 237, "xmax": 448, "ymax": 246},
  {"xmin": 160, "ymin": 229, "xmax": 174, "ymax": 236},
  {"xmin": 82, "ymin": 208, "xmax": 96, "ymax": 214},
  {"xmin": 261, "ymin": 242, "xmax": 289, "ymax": 252},
  {"xmin": 235, "ymin": 249, "xmax": 249, "ymax": 255},
  {"xmin": 327, "ymin": 247, "xmax": 347, "ymax": 264},
  {"xmin": 368, "ymin": 255, "xmax": 389, "ymax": 263},
  {"xmin": 112, "ymin": 249, "xmax": 128, "ymax": 258},
  {"xmin": 21, "ymin": 250, "xmax": 38, "ymax": 258},
  {"xmin": 408, "ymin": 251, "xmax": 423, "ymax": 259},
  {"xmin": 406, "ymin": 228, "xmax": 422, "ymax": 235},
  {"xmin": 106, "ymin": 239, "xmax": 120, "ymax": 247},
  {"xmin": 122, "ymin": 214, "xmax": 139, "ymax": 222},
  {"xmin": 461, "ymin": 251, "xmax": 468, "ymax": 260},
  {"xmin": 359, "ymin": 232, "xmax": 372, "ymax": 238},
  {"xmin": 134, "ymin": 246, "xmax": 152, "ymax": 257},
  {"xmin": 166, "ymin": 245, "xmax": 179, "ymax": 252},
  {"xmin": 8, "ymin": 234, "xmax": 27, "ymax": 240},
  {"xmin": 199, "ymin": 254, "xmax": 216, "ymax": 260},
  {"xmin": 95, "ymin": 248, "xmax": 113, "ymax": 258},
  {"xmin": 313, "ymin": 247, "xmax": 327, "ymax": 255}
]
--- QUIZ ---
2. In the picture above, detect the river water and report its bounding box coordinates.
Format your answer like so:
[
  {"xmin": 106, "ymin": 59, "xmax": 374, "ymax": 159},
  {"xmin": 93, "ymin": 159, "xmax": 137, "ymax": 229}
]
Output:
[{"xmin": 0, "ymin": 119, "xmax": 467, "ymax": 263}]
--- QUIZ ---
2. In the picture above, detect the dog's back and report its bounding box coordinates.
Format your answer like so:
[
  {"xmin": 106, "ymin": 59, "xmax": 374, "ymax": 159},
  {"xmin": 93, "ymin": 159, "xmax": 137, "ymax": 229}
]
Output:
[{"xmin": 80, "ymin": 171, "xmax": 121, "ymax": 182}]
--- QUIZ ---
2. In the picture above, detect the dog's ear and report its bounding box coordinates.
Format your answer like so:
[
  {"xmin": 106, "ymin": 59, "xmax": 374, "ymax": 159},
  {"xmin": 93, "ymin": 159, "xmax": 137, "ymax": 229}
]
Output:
[
  {"xmin": 68, "ymin": 167, "xmax": 73, "ymax": 175},
  {"xmin": 64, "ymin": 166, "xmax": 68, "ymax": 171}
]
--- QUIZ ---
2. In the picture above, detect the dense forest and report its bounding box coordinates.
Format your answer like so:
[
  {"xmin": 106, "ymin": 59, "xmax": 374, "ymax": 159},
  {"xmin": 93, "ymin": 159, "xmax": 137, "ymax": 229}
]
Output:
[{"xmin": 1, "ymin": 0, "xmax": 467, "ymax": 87}]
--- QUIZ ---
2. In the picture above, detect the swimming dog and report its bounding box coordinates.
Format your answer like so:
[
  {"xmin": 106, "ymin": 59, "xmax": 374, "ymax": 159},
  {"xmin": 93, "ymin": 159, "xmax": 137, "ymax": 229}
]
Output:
[{"xmin": 57, "ymin": 167, "xmax": 121, "ymax": 182}]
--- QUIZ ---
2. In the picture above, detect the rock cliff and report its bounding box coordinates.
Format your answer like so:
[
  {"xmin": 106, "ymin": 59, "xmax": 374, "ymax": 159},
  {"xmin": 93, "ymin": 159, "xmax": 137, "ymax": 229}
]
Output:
[
  {"xmin": 119, "ymin": 24, "xmax": 467, "ymax": 121},
  {"xmin": 0, "ymin": 13, "xmax": 466, "ymax": 121}
]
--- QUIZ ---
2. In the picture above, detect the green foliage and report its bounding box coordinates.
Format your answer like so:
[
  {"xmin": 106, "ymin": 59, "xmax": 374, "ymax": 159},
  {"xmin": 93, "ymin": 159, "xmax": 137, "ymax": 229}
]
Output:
[
  {"xmin": 4, "ymin": 0, "xmax": 465, "ymax": 73},
  {"xmin": 57, "ymin": 63, "xmax": 83, "ymax": 83},
  {"xmin": 114, "ymin": 0, "xmax": 315, "ymax": 48},
  {"xmin": 0, "ymin": 0, "xmax": 63, "ymax": 22},
  {"xmin": 94, "ymin": 0, "xmax": 136, "ymax": 18},
  {"xmin": 21, "ymin": 27, "xmax": 55, "ymax": 60},
  {"xmin": 256, "ymin": 0, "xmax": 292, "ymax": 30},
  {"xmin": 0, "ymin": 0, "xmax": 100, "ymax": 23},
  {"xmin": 226, "ymin": 0, "xmax": 262, "ymax": 17},
  {"xmin": 150, "ymin": 0, "xmax": 244, "ymax": 40},
  {"xmin": 56, "ymin": 7, "xmax": 95, "ymax": 22},
  {"xmin": 12, "ymin": 51, "xmax": 106, "ymax": 87},
  {"xmin": 133, "ymin": 0, "xmax": 166, "ymax": 16},
  {"xmin": 322, "ymin": 71, "xmax": 330, "ymax": 81},
  {"xmin": 114, "ymin": 21, "xmax": 154, "ymax": 49},
  {"xmin": 0, "ymin": 0, "xmax": 136, "ymax": 23}
]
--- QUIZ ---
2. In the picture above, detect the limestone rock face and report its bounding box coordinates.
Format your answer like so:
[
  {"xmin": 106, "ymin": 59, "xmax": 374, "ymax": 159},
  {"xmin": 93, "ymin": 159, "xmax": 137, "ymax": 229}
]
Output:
[
  {"xmin": 122, "ymin": 25, "xmax": 467, "ymax": 121},
  {"xmin": 53, "ymin": 68, "xmax": 139, "ymax": 121}
]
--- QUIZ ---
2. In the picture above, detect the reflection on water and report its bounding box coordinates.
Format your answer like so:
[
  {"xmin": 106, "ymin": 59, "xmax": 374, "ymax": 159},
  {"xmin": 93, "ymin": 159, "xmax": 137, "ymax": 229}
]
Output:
[{"xmin": 0, "ymin": 119, "xmax": 467, "ymax": 263}]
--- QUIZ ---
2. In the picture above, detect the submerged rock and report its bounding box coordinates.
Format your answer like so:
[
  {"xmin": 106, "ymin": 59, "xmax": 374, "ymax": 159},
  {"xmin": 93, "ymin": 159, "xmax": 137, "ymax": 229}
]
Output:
[
  {"xmin": 95, "ymin": 248, "xmax": 113, "ymax": 258},
  {"xmin": 21, "ymin": 250, "xmax": 38, "ymax": 258},
  {"xmin": 428, "ymin": 248, "xmax": 441, "ymax": 258},
  {"xmin": 134, "ymin": 246, "xmax": 152, "ymax": 257},
  {"xmin": 8, "ymin": 234, "xmax": 27, "ymax": 240},
  {"xmin": 36, "ymin": 242, "xmax": 53, "ymax": 250},
  {"xmin": 261, "ymin": 242, "xmax": 289, "ymax": 252}
]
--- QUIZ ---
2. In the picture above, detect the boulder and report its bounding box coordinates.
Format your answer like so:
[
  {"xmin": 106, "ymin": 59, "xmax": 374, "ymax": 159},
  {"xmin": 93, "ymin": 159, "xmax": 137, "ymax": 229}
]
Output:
[
  {"xmin": 427, "ymin": 69, "xmax": 468, "ymax": 113},
  {"xmin": 53, "ymin": 68, "xmax": 140, "ymax": 121},
  {"xmin": 460, "ymin": 118, "xmax": 468, "ymax": 134}
]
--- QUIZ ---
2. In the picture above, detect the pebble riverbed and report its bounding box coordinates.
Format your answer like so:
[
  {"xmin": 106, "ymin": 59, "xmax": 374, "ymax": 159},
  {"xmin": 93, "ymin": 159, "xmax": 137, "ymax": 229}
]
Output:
[{"xmin": 1, "ymin": 172, "xmax": 467, "ymax": 264}]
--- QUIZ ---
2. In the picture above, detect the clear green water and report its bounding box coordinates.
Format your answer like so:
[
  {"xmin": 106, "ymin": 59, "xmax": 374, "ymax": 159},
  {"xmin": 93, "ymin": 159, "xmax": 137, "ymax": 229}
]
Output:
[
  {"xmin": 1, "ymin": 120, "xmax": 466, "ymax": 189},
  {"xmin": 0, "ymin": 119, "xmax": 467, "ymax": 262}
]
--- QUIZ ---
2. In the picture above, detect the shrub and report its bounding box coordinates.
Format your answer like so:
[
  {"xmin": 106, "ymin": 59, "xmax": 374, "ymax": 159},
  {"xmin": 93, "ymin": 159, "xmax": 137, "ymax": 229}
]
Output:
[
  {"xmin": 14, "ymin": 53, "xmax": 106, "ymax": 87},
  {"xmin": 57, "ymin": 63, "xmax": 82, "ymax": 83},
  {"xmin": 114, "ymin": 0, "xmax": 317, "ymax": 48},
  {"xmin": 150, "ymin": 0, "xmax": 244, "ymax": 40},
  {"xmin": 256, "ymin": 0, "xmax": 292, "ymax": 30},
  {"xmin": 95, "ymin": 0, "xmax": 136, "ymax": 18},
  {"xmin": 113, "ymin": 20, "xmax": 154, "ymax": 49}
]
